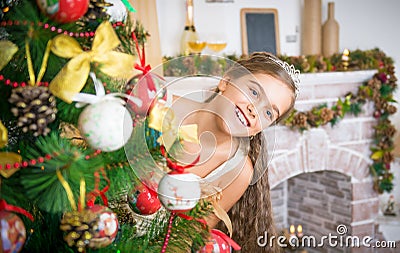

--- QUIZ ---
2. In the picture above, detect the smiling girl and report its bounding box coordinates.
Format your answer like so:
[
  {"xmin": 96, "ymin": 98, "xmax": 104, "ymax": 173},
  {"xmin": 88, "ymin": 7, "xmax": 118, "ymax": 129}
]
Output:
[{"xmin": 166, "ymin": 52, "xmax": 299, "ymax": 252}]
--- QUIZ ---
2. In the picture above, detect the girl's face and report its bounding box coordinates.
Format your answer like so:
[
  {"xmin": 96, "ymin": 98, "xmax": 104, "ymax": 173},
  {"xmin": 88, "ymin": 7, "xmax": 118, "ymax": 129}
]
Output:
[{"xmin": 215, "ymin": 73, "xmax": 293, "ymax": 137}]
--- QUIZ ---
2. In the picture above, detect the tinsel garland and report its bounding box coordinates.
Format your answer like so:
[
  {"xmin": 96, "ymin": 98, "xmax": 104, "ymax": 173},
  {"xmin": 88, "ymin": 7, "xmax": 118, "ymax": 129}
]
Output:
[{"xmin": 163, "ymin": 48, "xmax": 398, "ymax": 193}]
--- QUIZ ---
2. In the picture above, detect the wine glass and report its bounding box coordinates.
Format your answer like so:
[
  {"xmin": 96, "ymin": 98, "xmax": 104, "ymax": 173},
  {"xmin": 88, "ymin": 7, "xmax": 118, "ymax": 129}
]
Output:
[
  {"xmin": 206, "ymin": 33, "xmax": 227, "ymax": 55},
  {"xmin": 187, "ymin": 40, "xmax": 207, "ymax": 54}
]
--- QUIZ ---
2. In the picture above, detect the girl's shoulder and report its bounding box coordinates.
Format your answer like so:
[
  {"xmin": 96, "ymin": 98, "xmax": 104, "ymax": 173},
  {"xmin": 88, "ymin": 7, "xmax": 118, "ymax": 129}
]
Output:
[{"xmin": 203, "ymin": 140, "xmax": 253, "ymax": 187}]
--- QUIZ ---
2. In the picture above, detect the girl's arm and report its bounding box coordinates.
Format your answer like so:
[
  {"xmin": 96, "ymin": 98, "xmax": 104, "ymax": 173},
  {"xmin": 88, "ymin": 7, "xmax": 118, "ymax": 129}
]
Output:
[{"xmin": 206, "ymin": 156, "xmax": 254, "ymax": 228}]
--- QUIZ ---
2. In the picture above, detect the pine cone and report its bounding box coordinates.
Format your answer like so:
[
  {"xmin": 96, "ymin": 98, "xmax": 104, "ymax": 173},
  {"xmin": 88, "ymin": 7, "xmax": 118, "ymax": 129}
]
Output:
[
  {"xmin": 8, "ymin": 86, "xmax": 57, "ymax": 137},
  {"xmin": 376, "ymin": 100, "xmax": 388, "ymax": 111},
  {"xmin": 111, "ymin": 203, "xmax": 136, "ymax": 225},
  {"xmin": 182, "ymin": 57, "xmax": 196, "ymax": 74},
  {"xmin": 306, "ymin": 111, "xmax": 318, "ymax": 127},
  {"xmin": 82, "ymin": 0, "xmax": 113, "ymax": 22},
  {"xmin": 367, "ymin": 78, "xmax": 381, "ymax": 91},
  {"xmin": 383, "ymin": 125, "xmax": 396, "ymax": 138},
  {"xmin": 357, "ymin": 86, "xmax": 371, "ymax": 100},
  {"xmin": 292, "ymin": 112, "xmax": 308, "ymax": 129},
  {"xmin": 378, "ymin": 141, "xmax": 390, "ymax": 150},
  {"xmin": 386, "ymin": 104, "xmax": 397, "ymax": 114},
  {"xmin": 315, "ymin": 55, "xmax": 327, "ymax": 72},
  {"xmin": 320, "ymin": 107, "xmax": 334, "ymax": 124},
  {"xmin": 383, "ymin": 151, "xmax": 394, "ymax": 164},
  {"xmin": 60, "ymin": 210, "xmax": 99, "ymax": 253}
]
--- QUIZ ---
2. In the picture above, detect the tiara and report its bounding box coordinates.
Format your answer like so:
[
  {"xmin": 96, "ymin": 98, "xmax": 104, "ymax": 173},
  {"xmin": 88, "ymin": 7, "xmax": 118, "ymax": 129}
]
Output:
[{"xmin": 268, "ymin": 57, "xmax": 300, "ymax": 98}]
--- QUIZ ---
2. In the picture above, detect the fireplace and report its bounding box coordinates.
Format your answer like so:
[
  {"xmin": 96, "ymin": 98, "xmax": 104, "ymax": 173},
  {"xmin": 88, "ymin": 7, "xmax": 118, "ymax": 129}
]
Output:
[{"xmin": 267, "ymin": 70, "xmax": 382, "ymax": 253}]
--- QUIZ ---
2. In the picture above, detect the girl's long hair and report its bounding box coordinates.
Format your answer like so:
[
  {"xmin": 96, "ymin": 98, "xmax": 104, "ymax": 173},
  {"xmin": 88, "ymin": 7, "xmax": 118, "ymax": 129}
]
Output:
[
  {"xmin": 219, "ymin": 132, "xmax": 282, "ymax": 253},
  {"xmin": 212, "ymin": 52, "xmax": 298, "ymax": 252}
]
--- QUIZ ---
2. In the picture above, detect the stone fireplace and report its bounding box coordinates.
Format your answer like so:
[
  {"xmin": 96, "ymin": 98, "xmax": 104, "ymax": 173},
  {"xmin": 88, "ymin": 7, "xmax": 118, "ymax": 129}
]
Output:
[{"xmin": 268, "ymin": 70, "xmax": 384, "ymax": 253}]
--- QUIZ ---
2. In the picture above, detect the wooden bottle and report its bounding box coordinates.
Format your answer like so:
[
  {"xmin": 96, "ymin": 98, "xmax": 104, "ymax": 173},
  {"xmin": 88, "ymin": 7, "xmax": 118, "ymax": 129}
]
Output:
[
  {"xmin": 322, "ymin": 2, "xmax": 339, "ymax": 57},
  {"xmin": 301, "ymin": 0, "xmax": 322, "ymax": 55}
]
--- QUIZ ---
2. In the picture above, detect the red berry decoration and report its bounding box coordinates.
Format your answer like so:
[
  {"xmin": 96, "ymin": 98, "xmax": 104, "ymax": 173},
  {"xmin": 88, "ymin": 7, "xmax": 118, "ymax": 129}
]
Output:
[
  {"xmin": 36, "ymin": 0, "xmax": 89, "ymax": 24},
  {"xmin": 128, "ymin": 184, "xmax": 161, "ymax": 215},
  {"xmin": 373, "ymin": 110, "xmax": 381, "ymax": 118}
]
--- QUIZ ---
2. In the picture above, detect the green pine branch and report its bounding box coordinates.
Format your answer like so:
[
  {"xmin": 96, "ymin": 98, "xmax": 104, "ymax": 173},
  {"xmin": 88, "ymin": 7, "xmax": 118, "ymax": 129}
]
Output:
[{"xmin": 18, "ymin": 133, "xmax": 103, "ymax": 213}]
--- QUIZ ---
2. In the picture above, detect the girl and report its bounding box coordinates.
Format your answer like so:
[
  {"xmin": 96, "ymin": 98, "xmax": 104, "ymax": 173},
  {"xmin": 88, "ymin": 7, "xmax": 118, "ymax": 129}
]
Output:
[{"xmin": 167, "ymin": 52, "xmax": 299, "ymax": 252}]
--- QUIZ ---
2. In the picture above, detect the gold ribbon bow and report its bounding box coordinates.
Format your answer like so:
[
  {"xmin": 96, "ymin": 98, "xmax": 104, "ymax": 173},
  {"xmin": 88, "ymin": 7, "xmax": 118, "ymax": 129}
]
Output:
[
  {"xmin": 211, "ymin": 193, "xmax": 233, "ymax": 237},
  {"xmin": 148, "ymin": 102, "xmax": 198, "ymax": 151},
  {"xmin": 50, "ymin": 21, "xmax": 136, "ymax": 103},
  {"xmin": 56, "ymin": 169, "xmax": 86, "ymax": 211},
  {"xmin": 0, "ymin": 120, "xmax": 22, "ymax": 178},
  {"xmin": 0, "ymin": 41, "xmax": 18, "ymax": 71},
  {"xmin": 202, "ymin": 185, "xmax": 233, "ymax": 237},
  {"xmin": 0, "ymin": 120, "xmax": 7, "ymax": 148}
]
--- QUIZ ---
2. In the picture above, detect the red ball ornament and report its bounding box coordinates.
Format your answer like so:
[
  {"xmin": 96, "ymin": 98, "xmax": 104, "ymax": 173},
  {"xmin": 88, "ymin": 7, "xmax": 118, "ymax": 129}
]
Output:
[
  {"xmin": 0, "ymin": 211, "xmax": 26, "ymax": 253},
  {"xmin": 87, "ymin": 205, "xmax": 119, "ymax": 249},
  {"xmin": 126, "ymin": 72, "xmax": 167, "ymax": 116},
  {"xmin": 128, "ymin": 184, "xmax": 161, "ymax": 215},
  {"xmin": 198, "ymin": 230, "xmax": 241, "ymax": 253},
  {"xmin": 36, "ymin": 0, "xmax": 89, "ymax": 23}
]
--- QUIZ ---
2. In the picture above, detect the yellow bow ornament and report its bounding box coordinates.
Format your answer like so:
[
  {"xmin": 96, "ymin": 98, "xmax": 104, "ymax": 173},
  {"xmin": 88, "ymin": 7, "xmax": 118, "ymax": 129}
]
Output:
[
  {"xmin": 148, "ymin": 102, "xmax": 198, "ymax": 151},
  {"xmin": 0, "ymin": 120, "xmax": 22, "ymax": 178},
  {"xmin": 0, "ymin": 120, "xmax": 8, "ymax": 148},
  {"xmin": 0, "ymin": 40, "xmax": 18, "ymax": 71},
  {"xmin": 50, "ymin": 21, "xmax": 136, "ymax": 103}
]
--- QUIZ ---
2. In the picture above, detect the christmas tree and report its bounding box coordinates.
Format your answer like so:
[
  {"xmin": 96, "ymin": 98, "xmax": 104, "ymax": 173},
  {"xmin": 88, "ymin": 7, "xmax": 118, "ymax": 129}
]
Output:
[{"xmin": 0, "ymin": 1, "xmax": 215, "ymax": 252}]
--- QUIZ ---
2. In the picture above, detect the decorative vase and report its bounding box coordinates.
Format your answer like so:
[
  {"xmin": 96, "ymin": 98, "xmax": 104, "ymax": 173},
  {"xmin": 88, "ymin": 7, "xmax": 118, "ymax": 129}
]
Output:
[
  {"xmin": 301, "ymin": 0, "xmax": 322, "ymax": 55},
  {"xmin": 322, "ymin": 2, "xmax": 339, "ymax": 57}
]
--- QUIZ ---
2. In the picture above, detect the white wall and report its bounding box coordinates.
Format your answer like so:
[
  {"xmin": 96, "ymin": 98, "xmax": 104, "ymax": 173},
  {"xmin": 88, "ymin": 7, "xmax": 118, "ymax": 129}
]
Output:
[
  {"xmin": 156, "ymin": 0, "xmax": 400, "ymax": 71},
  {"xmin": 157, "ymin": 0, "xmax": 301, "ymax": 56}
]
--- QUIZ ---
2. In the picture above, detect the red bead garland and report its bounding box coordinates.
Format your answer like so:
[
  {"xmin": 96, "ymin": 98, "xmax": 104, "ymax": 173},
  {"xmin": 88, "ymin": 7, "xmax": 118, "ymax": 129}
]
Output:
[
  {"xmin": 161, "ymin": 212, "xmax": 175, "ymax": 253},
  {"xmin": 0, "ymin": 20, "xmax": 125, "ymax": 38},
  {"xmin": 0, "ymin": 74, "xmax": 112, "ymax": 91},
  {"xmin": 0, "ymin": 20, "xmax": 123, "ymax": 89},
  {"xmin": 84, "ymin": 149, "xmax": 102, "ymax": 160},
  {"xmin": 0, "ymin": 74, "xmax": 49, "ymax": 88},
  {"xmin": 0, "ymin": 150, "xmax": 102, "ymax": 170}
]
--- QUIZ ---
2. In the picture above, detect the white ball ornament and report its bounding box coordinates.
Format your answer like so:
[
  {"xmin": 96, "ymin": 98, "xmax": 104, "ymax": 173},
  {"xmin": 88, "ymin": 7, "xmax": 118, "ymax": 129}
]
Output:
[
  {"xmin": 78, "ymin": 97, "xmax": 133, "ymax": 152},
  {"xmin": 157, "ymin": 173, "xmax": 201, "ymax": 212}
]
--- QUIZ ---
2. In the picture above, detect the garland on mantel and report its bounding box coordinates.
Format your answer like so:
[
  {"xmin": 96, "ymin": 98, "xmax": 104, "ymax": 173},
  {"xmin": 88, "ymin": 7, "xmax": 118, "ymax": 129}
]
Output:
[
  {"xmin": 283, "ymin": 54, "xmax": 397, "ymax": 194},
  {"xmin": 163, "ymin": 48, "xmax": 398, "ymax": 193}
]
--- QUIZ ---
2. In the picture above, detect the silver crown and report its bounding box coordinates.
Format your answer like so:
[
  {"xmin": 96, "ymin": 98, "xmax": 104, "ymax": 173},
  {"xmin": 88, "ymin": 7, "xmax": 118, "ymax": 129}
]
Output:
[{"xmin": 268, "ymin": 57, "xmax": 300, "ymax": 98}]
